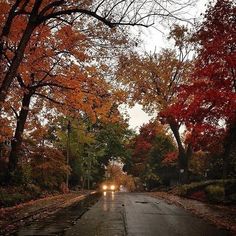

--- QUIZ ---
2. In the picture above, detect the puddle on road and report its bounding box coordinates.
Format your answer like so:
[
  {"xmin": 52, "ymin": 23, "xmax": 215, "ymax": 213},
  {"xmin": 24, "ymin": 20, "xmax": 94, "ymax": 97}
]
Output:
[
  {"xmin": 14, "ymin": 193, "xmax": 101, "ymax": 236},
  {"xmin": 135, "ymin": 201, "xmax": 149, "ymax": 204}
]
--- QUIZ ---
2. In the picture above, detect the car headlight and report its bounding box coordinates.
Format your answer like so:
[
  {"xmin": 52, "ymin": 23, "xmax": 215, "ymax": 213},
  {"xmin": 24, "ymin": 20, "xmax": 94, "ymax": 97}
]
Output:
[
  {"xmin": 110, "ymin": 185, "xmax": 115, "ymax": 190},
  {"xmin": 102, "ymin": 185, "xmax": 107, "ymax": 190}
]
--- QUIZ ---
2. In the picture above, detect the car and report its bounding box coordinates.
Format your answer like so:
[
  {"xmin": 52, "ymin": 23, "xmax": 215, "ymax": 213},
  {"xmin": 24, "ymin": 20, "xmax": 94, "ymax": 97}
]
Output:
[{"xmin": 100, "ymin": 182, "xmax": 118, "ymax": 191}]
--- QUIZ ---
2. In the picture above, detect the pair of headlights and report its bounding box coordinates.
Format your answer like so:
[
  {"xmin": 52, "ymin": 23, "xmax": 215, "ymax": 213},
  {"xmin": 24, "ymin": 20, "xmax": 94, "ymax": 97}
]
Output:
[{"xmin": 102, "ymin": 184, "xmax": 115, "ymax": 190}]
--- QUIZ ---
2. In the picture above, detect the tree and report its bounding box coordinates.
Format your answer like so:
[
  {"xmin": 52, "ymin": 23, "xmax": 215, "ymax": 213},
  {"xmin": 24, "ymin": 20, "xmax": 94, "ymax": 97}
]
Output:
[
  {"xmin": 54, "ymin": 110, "xmax": 132, "ymax": 189},
  {"xmin": 106, "ymin": 162, "xmax": 135, "ymax": 191},
  {"xmin": 30, "ymin": 146, "xmax": 70, "ymax": 189},
  {"xmin": 117, "ymin": 25, "xmax": 194, "ymax": 183},
  {"xmin": 3, "ymin": 10, "xmax": 138, "ymax": 179},
  {"xmin": 0, "ymin": 0, "xmax": 195, "ymax": 113},
  {"xmin": 132, "ymin": 122, "xmax": 159, "ymax": 164},
  {"xmin": 95, "ymin": 121, "xmax": 133, "ymax": 165},
  {"xmin": 128, "ymin": 121, "xmax": 177, "ymax": 188},
  {"xmin": 0, "ymin": 1, "xmax": 194, "ymax": 180},
  {"xmin": 165, "ymin": 0, "xmax": 236, "ymax": 178}
]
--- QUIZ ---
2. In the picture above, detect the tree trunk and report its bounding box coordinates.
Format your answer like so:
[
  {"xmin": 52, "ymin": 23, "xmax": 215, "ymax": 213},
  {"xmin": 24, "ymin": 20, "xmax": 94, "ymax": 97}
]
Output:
[
  {"xmin": 0, "ymin": 23, "xmax": 35, "ymax": 112},
  {"xmin": 168, "ymin": 119, "xmax": 191, "ymax": 184},
  {"xmin": 8, "ymin": 92, "xmax": 32, "ymax": 174},
  {"xmin": 222, "ymin": 120, "xmax": 236, "ymax": 179},
  {"xmin": 0, "ymin": 0, "xmax": 42, "ymax": 112},
  {"xmin": 0, "ymin": 0, "xmax": 21, "ymax": 60}
]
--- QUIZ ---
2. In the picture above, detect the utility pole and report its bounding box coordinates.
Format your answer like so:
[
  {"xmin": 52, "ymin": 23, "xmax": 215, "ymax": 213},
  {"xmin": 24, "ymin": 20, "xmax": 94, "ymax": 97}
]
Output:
[
  {"xmin": 87, "ymin": 149, "xmax": 91, "ymax": 190},
  {"xmin": 66, "ymin": 120, "xmax": 71, "ymax": 188}
]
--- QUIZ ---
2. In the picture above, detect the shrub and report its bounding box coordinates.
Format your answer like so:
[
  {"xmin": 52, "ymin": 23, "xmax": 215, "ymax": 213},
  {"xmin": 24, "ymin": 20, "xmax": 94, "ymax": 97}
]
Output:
[
  {"xmin": 189, "ymin": 190, "xmax": 207, "ymax": 201},
  {"xmin": 24, "ymin": 184, "xmax": 41, "ymax": 198},
  {"xmin": 175, "ymin": 185, "xmax": 188, "ymax": 196},
  {"xmin": 11, "ymin": 163, "xmax": 32, "ymax": 185},
  {"xmin": 0, "ymin": 191, "xmax": 28, "ymax": 207},
  {"xmin": 205, "ymin": 185, "xmax": 225, "ymax": 202},
  {"xmin": 31, "ymin": 147, "xmax": 70, "ymax": 189}
]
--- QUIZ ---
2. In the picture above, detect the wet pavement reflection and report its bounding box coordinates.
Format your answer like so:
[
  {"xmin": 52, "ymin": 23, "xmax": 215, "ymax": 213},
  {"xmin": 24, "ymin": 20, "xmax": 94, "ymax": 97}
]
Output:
[
  {"xmin": 65, "ymin": 192, "xmax": 229, "ymax": 236},
  {"xmin": 16, "ymin": 192, "xmax": 230, "ymax": 236},
  {"xmin": 65, "ymin": 191, "xmax": 125, "ymax": 236}
]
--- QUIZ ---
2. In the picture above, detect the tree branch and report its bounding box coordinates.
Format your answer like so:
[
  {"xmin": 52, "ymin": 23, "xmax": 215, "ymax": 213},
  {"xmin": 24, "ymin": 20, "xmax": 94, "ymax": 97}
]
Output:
[
  {"xmin": 39, "ymin": 0, "xmax": 65, "ymax": 17},
  {"xmin": 11, "ymin": 106, "xmax": 19, "ymax": 119},
  {"xmin": 16, "ymin": 74, "xmax": 26, "ymax": 88},
  {"xmin": 38, "ymin": 8, "xmax": 116, "ymax": 28},
  {"xmin": 33, "ymin": 82, "xmax": 74, "ymax": 90},
  {"xmin": 34, "ymin": 92, "xmax": 64, "ymax": 105}
]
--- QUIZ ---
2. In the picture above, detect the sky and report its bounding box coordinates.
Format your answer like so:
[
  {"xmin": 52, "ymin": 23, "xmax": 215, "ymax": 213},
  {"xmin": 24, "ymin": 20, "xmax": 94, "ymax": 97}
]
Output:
[{"xmin": 126, "ymin": 0, "xmax": 209, "ymax": 131}]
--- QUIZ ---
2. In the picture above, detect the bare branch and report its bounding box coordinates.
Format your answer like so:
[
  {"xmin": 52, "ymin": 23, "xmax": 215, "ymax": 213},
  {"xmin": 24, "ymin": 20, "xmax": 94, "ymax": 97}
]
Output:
[
  {"xmin": 38, "ymin": 8, "xmax": 116, "ymax": 28},
  {"xmin": 105, "ymin": 0, "xmax": 127, "ymax": 18},
  {"xmin": 95, "ymin": 0, "xmax": 107, "ymax": 13}
]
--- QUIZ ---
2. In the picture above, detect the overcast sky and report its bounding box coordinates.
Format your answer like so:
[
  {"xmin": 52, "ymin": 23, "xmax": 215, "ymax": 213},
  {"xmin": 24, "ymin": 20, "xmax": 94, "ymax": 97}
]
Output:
[{"xmin": 125, "ymin": 0, "xmax": 209, "ymax": 131}]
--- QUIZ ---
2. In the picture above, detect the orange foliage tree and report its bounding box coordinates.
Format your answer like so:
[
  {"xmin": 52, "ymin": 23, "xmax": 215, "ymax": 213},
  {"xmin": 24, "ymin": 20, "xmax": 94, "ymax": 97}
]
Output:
[
  {"xmin": 117, "ymin": 26, "xmax": 194, "ymax": 183},
  {"xmin": 5, "ymin": 19, "xmax": 127, "ymax": 176},
  {"xmin": 0, "ymin": 0, "xmax": 194, "ymax": 113},
  {"xmin": 0, "ymin": 1, "xmax": 194, "ymax": 182}
]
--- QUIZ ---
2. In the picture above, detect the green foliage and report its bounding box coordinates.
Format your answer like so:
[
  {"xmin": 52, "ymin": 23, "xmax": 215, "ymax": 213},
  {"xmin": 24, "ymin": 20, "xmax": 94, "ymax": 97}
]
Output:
[
  {"xmin": 55, "ymin": 117, "xmax": 132, "ymax": 189},
  {"xmin": 96, "ymin": 122, "xmax": 133, "ymax": 164},
  {"xmin": 0, "ymin": 191, "xmax": 26, "ymax": 207},
  {"xmin": 175, "ymin": 185, "xmax": 188, "ymax": 196},
  {"xmin": 8, "ymin": 162, "xmax": 33, "ymax": 186},
  {"xmin": 205, "ymin": 185, "xmax": 225, "ymax": 203},
  {"xmin": 143, "ymin": 165, "xmax": 160, "ymax": 182},
  {"xmin": 149, "ymin": 134, "xmax": 176, "ymax": 168},
  {"xmin": 142, "ymin": 164, "xmax": 160, "ymax": 189}
]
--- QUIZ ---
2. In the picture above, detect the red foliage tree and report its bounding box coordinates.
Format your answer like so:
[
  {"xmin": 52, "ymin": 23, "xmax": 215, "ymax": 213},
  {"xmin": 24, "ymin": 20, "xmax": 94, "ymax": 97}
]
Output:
[
  {"xmin": 164, "ymin": 0, "xmax": 236, "ymax": 177},
  {"xmin": 132, "ymin": 122, "xmax": 159, "ymax": 163},
  {"xmin": 162, "ymin": 151, "xmax": 178, "ymax": 166}
]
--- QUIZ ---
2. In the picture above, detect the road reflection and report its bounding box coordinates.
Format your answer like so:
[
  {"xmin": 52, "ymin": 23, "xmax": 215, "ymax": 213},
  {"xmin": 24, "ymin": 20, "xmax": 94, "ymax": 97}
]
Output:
[
  {"xmin": 103, "ymin": 191, "xmax": 115, "ymax": 199},
  {"xmin": 102, "ymin": 191, "xmax": 116, "ymax": 211}
]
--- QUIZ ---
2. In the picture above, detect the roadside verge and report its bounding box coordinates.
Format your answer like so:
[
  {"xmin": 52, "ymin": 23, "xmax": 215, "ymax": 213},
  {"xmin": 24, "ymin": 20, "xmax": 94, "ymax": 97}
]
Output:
[
  {"xmin": 149, "ymin": 192, "xmax": 236, "ymax": 235},
  {"xmin": 0, "ymin": 190, "xmax": 98, "ymax": 235}
]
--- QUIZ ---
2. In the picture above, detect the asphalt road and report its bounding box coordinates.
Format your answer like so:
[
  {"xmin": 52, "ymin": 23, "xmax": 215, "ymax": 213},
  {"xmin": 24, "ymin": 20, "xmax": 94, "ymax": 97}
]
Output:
[
  {"xmin": 17, "ymin": 192, "xmax": 230, "ymax": 236},
  {"xmin": 65, "ymin": 192, "xmax": 229, "ymax": 236}
]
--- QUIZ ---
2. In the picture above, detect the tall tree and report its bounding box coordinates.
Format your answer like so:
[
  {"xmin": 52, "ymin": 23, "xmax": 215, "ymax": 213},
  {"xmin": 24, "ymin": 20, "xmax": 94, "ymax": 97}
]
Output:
[
  {"xmin": 117, "ymin": 25, "xmax": 194, "ymax": 182},
  {"xmin": 5, "ymin": 21, "xmax": 122, "ymax": 175},
  {"xmin": 165, "ymin": 0, "xmax": 236, "ymax": 178},
  {"xmin": 0, "ymin": 0, "xmax": 194, "ymax": 112},
  {"xmin": 3, "ymin": 8, "xmax": 139, "ymax": 178}
]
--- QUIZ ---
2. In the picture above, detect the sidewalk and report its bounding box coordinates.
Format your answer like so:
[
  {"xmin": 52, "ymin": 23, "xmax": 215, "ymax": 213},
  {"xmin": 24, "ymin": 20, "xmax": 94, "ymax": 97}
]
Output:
[
  {"xmin": 149, "ymin": 192, "xmax": 236, "ymax": 235},
  {"xmin": 0, "ymin": 190, "xmax": 96, "ymax": 234}
]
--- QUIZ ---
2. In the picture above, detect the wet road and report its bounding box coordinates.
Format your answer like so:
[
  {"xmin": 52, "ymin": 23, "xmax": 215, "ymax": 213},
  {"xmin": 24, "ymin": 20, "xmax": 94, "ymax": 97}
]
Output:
[
  {"xmin": 65, "ymin": 192, "xmax": 229, "ymax": 236},
  {"xmin": 17, "ymin": 192, "xmax": 229, "ymax": 236}
]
